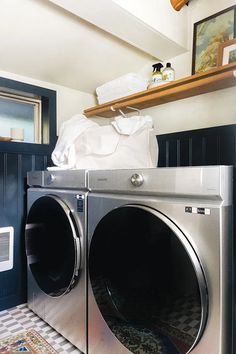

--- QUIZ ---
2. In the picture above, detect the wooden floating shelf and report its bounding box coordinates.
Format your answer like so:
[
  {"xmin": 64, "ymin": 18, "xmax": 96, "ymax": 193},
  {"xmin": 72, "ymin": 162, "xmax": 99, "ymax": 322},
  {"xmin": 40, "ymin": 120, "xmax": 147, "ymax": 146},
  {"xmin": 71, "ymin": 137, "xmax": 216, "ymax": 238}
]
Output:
[{"xmin": 84, "ymin": 63, "xmax": 236, "ymax": 118}]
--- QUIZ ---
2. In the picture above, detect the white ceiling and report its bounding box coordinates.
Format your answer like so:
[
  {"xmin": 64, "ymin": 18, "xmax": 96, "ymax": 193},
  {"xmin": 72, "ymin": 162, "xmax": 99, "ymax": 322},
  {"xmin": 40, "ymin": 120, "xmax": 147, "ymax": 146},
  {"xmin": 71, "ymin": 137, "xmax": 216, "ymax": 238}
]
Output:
[{"xmin": 0, "ymin": 0, "xmax": 186, "ymax": 94}]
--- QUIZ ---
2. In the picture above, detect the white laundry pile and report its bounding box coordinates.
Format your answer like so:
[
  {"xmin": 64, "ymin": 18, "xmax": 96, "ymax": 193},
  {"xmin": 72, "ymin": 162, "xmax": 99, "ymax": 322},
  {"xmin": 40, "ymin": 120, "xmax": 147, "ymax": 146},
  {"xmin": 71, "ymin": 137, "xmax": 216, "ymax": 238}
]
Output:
[
  {"xmin": 50, "ymin": 114, "xmax": 158, "ymax": 170},
  {"xmin": 111, "ymin": 115, "xmax": 153, "ymax": 135},
  {"xmin": 51, "ymin": 114, "xmax": 97, "ymax": 170}
]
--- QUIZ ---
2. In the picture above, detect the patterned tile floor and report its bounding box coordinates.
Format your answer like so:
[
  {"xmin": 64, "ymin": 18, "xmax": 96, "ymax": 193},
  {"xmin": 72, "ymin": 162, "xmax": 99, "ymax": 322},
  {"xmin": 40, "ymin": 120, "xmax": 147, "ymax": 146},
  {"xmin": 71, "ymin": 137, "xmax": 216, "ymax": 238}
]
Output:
[{"xmin": 0, "ymin": 303, "xmax": 82, "ymax": 353}]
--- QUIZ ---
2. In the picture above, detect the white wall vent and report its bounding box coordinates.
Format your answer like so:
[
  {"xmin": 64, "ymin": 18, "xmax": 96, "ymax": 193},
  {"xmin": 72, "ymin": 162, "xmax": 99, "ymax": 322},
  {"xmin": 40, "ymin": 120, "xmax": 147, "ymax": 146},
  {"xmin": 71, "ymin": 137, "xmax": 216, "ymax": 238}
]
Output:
[{"xmin": 0, "ymin": 227, "xmax": 14, "ymax": 272}]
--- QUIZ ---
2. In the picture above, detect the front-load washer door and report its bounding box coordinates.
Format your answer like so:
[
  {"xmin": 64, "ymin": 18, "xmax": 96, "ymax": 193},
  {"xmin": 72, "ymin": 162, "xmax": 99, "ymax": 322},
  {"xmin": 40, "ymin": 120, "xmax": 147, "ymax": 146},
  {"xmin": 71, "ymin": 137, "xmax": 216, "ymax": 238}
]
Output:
[
  {"xmin": 89, "ymin": 205, "xmax": 208, "ymax": 354},
  {"xmin": 25, "ymin": 195, "xmax": 81, "ymax": 297}
]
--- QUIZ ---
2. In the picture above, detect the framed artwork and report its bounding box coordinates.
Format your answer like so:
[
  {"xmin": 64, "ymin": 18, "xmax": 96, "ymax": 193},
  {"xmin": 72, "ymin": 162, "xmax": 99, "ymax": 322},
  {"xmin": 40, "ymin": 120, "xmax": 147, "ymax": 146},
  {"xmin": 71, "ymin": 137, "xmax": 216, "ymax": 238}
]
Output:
[
  {"xmin": 217, "ymin": 38, "xmax": 236, "ymax": 66},
  {"xmin": 192, "ymin": 6, "xmax": 236, "ymax": 74}
]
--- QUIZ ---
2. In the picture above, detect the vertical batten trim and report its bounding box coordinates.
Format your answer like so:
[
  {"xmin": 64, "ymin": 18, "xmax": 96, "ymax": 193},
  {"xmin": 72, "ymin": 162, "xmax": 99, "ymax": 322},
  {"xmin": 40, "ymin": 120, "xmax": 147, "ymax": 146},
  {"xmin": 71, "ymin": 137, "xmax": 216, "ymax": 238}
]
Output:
[
  {"xmin": 3, "ymin": 153, "xmax": 7, "ymax": 210},
  {"xmin": 177, "ymin": 139, "xmax": 180, "ymax": 166},
  {"xmin": 202, "ymin": 136, "xmax": 206, "ymax": 165},
  {"xmin": 31, "ymin": 155, "xmax": 35, "ymax": 171},
  {"xmin": 166, "ymin": 140, "xmax": 169, "ymax": 167},
  {"xmin": 216, "ymin": 134, "xmax": 221, "ymax": 165},
  {"xmin": 17, "ymin": 154, "xmax": 22, "ymax": 221},
  {"xmin": 43, "ymin": 155, "xmax": 48, "ymax": 170},
  {"xmin": 189, "ymin": 137, "xmax": 192, "ymax": 166}
]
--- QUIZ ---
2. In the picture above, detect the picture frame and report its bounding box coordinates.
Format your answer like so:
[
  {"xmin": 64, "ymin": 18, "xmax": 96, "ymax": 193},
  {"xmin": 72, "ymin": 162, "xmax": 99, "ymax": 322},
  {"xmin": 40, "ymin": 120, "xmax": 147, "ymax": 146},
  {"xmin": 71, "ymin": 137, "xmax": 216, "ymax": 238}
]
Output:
[
  {"xmin": 192, "ymin": 5, "xmax": 236, "ymax": 74},
  {"xmin": 217, "ymin": 38, "xmax": 236, "ymax": 66}
]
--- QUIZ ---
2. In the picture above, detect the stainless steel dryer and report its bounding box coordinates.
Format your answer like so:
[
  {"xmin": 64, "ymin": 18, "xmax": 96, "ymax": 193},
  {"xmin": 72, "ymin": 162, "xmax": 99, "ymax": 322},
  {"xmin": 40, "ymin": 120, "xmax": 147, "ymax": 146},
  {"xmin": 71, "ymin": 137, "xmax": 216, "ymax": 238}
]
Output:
[
  {"xmin": 25, "ymin": 170, "xmax": 88, "ymax": 354},
  {"xmin": 87, "ymin": 166, "xmax": 234, "ymax": 354}
]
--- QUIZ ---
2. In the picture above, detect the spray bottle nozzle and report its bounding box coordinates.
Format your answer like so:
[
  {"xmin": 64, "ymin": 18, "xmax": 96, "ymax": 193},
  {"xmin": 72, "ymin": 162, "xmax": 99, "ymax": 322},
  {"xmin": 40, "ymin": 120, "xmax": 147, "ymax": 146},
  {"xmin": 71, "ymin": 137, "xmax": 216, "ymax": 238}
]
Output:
[{"xmin": 152, "ymin": 63, "xmax": 164, "ymax": 72}]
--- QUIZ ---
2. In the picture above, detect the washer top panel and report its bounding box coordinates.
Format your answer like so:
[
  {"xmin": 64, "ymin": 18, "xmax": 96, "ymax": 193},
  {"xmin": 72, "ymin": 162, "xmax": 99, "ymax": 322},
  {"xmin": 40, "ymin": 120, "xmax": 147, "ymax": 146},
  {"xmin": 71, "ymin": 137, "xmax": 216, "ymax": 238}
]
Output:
[
  {"xmin": 88, "ymin": 166, "xmax": 233, "ymax": 205},
  {"xmin": 27, "ymin": 170, "xmax": 88, "ymax": 189}
]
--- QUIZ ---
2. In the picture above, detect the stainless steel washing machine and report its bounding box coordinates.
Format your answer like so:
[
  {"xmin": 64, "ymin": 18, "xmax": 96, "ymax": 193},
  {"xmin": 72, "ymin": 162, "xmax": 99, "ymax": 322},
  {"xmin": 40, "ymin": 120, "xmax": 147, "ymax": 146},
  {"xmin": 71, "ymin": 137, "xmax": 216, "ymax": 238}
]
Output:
[
  {"xmin": 25, "ymin": 170, "xmax": 88, "ymax": 354},
  {"xmin": 87, "ymin": 166, "xmax": 234, "ymax": 354}
]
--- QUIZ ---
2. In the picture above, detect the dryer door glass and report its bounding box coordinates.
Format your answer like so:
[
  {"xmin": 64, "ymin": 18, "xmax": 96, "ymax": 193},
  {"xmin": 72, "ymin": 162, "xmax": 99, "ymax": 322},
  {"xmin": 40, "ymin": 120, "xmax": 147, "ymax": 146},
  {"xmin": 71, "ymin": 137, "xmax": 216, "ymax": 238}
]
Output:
[
  {"xmin": 25, "ymin": 195, "xmax": 81, "ymax": 297},
  {"xmin": 89, "ymin": 206, "xmax": 208, "ymax": 354}
]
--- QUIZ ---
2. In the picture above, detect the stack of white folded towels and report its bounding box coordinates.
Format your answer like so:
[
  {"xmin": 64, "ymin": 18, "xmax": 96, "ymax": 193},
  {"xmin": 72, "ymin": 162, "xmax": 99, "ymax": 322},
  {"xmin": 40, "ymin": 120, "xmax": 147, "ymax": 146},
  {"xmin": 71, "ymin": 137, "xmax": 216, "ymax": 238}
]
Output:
[{"xmin": 96, "ymin": 73, "xmax": 148, "ymax": 104}]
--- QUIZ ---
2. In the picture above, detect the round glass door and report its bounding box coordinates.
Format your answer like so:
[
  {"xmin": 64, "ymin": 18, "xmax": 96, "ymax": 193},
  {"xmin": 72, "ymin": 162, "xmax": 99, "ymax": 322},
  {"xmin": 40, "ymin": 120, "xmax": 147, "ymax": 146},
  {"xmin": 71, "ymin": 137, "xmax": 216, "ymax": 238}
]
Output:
[
  {"xmin": 25, "ymin": 195, "xmax": 81, "ymax": 297},
  {"xmin": 89, "ymin": 205, "xmax": 208, "ymax": 354}
]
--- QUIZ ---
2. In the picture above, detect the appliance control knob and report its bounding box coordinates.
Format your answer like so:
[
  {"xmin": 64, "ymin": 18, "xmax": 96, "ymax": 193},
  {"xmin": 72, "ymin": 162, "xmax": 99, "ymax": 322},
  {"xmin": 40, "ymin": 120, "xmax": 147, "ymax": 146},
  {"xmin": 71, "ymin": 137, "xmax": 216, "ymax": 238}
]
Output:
[
  {"xmin": 130, "ymin": 173, "xmax": 144, "ymax": 187},
  {"xmin": 47, "ymin": 174, "xmax": 55, "ymax": 184}
]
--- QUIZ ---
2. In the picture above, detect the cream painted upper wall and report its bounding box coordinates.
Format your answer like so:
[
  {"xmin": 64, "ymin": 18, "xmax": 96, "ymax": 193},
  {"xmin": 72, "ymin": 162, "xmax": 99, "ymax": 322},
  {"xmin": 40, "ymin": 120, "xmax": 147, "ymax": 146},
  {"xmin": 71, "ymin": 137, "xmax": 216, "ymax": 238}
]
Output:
[
  {"xmin": 164, "ymin": 0, "xmax": 236, "ymax": 78},
  {"xmin": 0, "ymin": 70, "xmax": 96, "ymax": 133},
  {"xmin": 130, "ymin": 0, "xmax": 236, "ymax": 135},
  {"xmin": 188, "ymin": 0, "xmax": 236, "ymax": 24},
  {"xmin": 112, "ymin": 0, "xmax": 188, "ymax": 49},
  {"xmin": 0, "ymin": 0, "xmax": 155, "ymax": 94},
  {"xmin": 142, "ymin": 87, "xmax": 236, "ymax": 135}
]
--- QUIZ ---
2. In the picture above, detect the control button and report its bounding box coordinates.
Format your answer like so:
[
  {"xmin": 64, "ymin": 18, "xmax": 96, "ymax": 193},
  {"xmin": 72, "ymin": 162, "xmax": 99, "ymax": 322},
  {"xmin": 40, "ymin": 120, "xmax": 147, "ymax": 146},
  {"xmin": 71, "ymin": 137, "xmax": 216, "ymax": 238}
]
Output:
[{"xmin": 130, "ymin": 173, "xmax": 144, "ymax": 187}]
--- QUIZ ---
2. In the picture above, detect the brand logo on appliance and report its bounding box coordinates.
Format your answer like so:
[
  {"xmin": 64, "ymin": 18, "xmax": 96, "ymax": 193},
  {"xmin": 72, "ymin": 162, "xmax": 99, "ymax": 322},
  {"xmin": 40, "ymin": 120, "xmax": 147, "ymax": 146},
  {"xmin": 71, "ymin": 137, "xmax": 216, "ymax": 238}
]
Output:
[{"xmin": 185, "ymin": 206, "xmax": 211, "ymax": 215}]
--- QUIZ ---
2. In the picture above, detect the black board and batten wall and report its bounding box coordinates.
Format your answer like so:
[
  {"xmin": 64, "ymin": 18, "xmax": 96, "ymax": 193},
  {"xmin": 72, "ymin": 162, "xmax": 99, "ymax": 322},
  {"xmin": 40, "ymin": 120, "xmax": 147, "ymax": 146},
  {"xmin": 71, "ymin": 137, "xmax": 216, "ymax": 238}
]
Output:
[
  {"xmin": 0, "ymin": 75, "xmax": 235, "ymax": 310},
  {"xmin": 158, "ymin": 124, "xmax": 236, "ymax": 167},
  {"xmin": 0, "ymin": 77, "xmax": 56, "ymax": 310}
]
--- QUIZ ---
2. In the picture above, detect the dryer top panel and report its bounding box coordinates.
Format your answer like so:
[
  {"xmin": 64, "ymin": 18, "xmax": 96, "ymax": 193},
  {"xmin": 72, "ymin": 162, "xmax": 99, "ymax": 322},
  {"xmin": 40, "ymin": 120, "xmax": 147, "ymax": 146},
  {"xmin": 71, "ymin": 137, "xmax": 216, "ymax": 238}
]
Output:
[
  {"xmin": 88, "ymin": 166, "xmax": 233, "ymax": 205},
  {"xmin": 27, "ymin": 170, "xmax": 88, "ymax": 189}
]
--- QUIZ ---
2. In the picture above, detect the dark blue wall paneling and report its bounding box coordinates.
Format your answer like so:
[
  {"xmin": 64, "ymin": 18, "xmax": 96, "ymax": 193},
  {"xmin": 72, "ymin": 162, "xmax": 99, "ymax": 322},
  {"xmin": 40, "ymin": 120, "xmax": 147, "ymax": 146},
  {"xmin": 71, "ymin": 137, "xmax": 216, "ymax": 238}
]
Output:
[
  {"xmin": 157, "ymin": 124, "xmax": 236, "ymax": 167},
  {"xmin": 0, "ymin": 77, "xmax": 56, "ymax": 310},
  {"xmin": 0, "ymin": 152, "xmax": 51, "ymax": 309}
]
